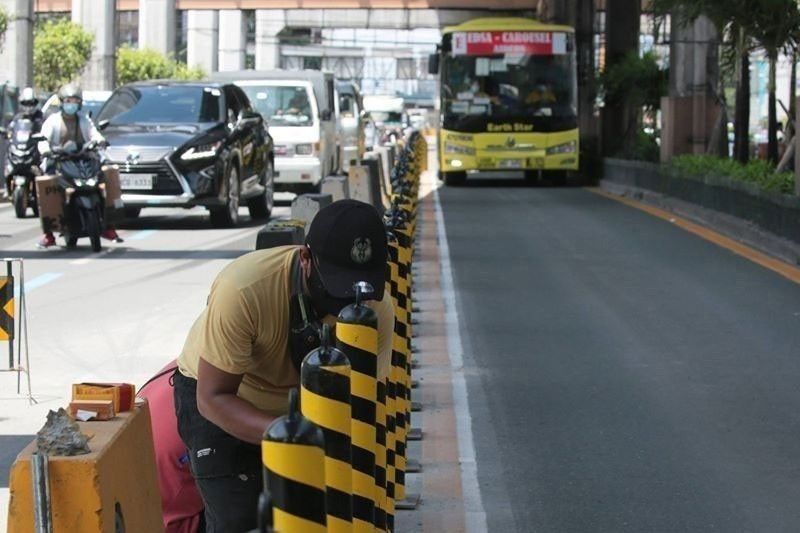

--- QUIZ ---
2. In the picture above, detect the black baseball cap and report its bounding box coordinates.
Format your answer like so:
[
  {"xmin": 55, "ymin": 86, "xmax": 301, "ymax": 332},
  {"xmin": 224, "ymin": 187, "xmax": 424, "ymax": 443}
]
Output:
[{"xmin": 305, "ymin": 200, "xmax": 387, "ymax": 301}]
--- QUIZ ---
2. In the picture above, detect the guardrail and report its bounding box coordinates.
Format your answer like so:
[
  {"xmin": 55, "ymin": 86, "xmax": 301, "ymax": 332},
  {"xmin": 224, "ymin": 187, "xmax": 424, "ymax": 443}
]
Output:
[{"xmin": 255, "ymin": 132, "xmax": 428, "ymax": 532}]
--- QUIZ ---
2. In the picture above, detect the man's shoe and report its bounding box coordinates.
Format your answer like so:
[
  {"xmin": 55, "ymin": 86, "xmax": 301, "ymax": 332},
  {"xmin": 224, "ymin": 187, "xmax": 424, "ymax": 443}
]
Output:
[
  {"xmin": 37, "ymin": 233, "xmax": 56, "ymax": 248},
  {"xmin": 101, "ymin": 229, "xmax": 124, "ymax": 243}
]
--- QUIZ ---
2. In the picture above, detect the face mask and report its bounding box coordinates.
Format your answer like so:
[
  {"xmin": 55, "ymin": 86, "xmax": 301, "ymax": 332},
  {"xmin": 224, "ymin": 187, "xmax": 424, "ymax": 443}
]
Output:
[
  {"xmin": 62, "ymin": 103, "xmax": 79, "ymax": 116},
  {"xmin": 307, "ymin": 261, "xmax": 353, "ymax": 318}
]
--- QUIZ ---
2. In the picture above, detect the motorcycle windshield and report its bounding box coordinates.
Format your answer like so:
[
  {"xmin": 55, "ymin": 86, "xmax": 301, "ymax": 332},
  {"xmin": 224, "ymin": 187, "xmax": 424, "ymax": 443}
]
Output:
[{"xmin": 12, "ymin": 120, "xmax": 33, "ymax": 144}]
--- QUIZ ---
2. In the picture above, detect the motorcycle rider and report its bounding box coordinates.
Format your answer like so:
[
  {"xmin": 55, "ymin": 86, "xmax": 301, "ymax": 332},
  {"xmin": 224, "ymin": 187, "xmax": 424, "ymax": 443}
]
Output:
[
  {"xmin": 5, "ymin": 88, "xmax": 45, "ymax": 196},
  {"xmin": 10, "ymin": 87, "xmax": 45, "ymax": 134},
  {"xmin": 36, "ymin": 83, "xmax": 123, "ymax": 248}
]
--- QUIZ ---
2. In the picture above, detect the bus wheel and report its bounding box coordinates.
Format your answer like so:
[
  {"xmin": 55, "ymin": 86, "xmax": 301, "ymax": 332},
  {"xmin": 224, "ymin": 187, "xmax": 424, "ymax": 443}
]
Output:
[{"xmin": 441, "ymin": 171, "xmax": 466, "ymax": 186}]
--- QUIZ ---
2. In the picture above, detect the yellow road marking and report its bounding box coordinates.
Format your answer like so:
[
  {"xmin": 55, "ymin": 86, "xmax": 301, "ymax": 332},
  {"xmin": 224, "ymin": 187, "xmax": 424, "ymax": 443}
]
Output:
[{"xmin": 589, "ymin": 187, "xmax": 800, "ymax": 286}]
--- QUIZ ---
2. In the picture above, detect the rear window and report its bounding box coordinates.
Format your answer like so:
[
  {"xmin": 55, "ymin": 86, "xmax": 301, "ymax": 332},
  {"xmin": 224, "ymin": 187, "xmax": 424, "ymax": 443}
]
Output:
[
  {"xmin": 239, "ymin": 85, "xmax": 314, "ymax": 127},
  {"xmin": 97, "ymin": 85, "xmax": 224, "ymax": 124}
]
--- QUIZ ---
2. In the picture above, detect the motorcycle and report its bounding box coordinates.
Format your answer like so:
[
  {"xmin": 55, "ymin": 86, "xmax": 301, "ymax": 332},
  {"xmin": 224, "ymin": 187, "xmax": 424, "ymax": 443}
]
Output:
[
  {"xmin": 44, "ymin": 138, "xmax": 107, "ymax": 252},
  {"xmin": 3, "ymin": 118, "xmax": 42, "ymax": 218}
]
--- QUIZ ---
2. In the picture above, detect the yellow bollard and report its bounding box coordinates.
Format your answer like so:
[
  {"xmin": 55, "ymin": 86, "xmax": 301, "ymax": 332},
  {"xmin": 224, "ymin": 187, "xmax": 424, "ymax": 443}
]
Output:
[
  {"xmin": 263, "ymin": 389, "xmax": 327, "ymax": 532},
  {"xmin": 301, "ymin": 324, "xmax": 353, "ymax": 533},
  {"xmin": 374, "ymin": 379, "xmax": 388, "ymax": 531},
  {"xmin": 336, "ymin": 282, "xmax": 380, "ymax": 532},
  {"xmin": 385, "ymin": 222, "xmax": 410, "ymax": 501}
]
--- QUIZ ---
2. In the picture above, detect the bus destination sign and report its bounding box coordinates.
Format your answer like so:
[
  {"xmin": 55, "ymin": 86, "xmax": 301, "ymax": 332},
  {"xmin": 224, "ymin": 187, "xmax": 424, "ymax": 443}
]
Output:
[{"xmin": 452, "ymin": 31, "xmax": 567, "ymax": 56}]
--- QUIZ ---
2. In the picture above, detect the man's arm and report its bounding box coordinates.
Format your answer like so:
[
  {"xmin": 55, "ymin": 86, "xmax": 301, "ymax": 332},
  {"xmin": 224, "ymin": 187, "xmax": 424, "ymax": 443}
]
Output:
[{"xmin": 196, "ymin": 358, "xmax": 277, "ymax": 445}]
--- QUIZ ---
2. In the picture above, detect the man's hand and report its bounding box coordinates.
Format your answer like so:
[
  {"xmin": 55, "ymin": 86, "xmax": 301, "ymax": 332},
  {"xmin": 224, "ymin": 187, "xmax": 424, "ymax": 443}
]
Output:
[{"xmin": 196, "ymin": 358, "xmax": 277, "ymax": 445}]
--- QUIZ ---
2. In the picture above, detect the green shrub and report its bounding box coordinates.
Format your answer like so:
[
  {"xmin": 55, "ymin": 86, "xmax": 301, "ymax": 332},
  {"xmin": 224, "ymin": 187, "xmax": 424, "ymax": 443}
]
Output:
[
  {"xmin": 671, "ymin": 155, "xmax": 795, "ymax": 195},
  {"xmin": 34, "ymin": 19, "xmax": 94, "ymax": 93},
  {"xmin": 0, "ymin": 8, "xmax": 8, "ymax": 49},
  {"xmin": 116, "ymin": 45, "xmax": 205, "ymax": 85}
]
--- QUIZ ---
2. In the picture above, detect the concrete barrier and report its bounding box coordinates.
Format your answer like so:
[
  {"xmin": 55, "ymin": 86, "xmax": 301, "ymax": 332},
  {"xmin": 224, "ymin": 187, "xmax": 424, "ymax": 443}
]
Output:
[
  {"xmin": 320, "ymin": 175, "xmax": 350, "ymax": 202},
  {"xmin": 291, "ymin": 193, "xmax": 333, "ymax": 232},
  {"xmin": 7, "ymin": 404, "xmax": 164, "ymax": 533},
  {"xmin": 348, "ymin": 164, "xmax": 382, "ymax": 212},
  {"xmin": 256, "ymin": 222, "xmax": 305, "ymax": 250}
]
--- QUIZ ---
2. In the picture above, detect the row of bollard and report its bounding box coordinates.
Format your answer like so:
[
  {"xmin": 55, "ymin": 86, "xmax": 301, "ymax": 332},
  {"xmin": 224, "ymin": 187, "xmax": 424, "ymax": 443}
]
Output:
[{"xmin": 257, "ymin": 133, "xmax": 427, "ymax": 532}]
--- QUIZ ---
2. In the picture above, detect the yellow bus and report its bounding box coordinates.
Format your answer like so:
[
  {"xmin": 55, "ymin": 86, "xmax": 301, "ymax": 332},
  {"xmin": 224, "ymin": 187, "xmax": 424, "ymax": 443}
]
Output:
[{"xmin": 429, "ymin": 17, "xmax": 579, "ymax": 185}]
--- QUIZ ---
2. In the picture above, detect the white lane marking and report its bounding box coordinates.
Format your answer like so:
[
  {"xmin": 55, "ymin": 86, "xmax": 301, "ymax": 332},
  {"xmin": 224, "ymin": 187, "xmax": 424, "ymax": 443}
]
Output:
[
  {"xmin": 23, "ymin": 272, "xmax": 64, "ymax": 292},
  {"xmin": 70, "ymin": 258, "xmax": 91, "ymax": 265},
  {"xmin": 128, "ymin": 229, "xmax": 158, "ymax": 241},
  {"xmin": 434, "ymin": 186, "xmax": 487, "ymax": 533}
]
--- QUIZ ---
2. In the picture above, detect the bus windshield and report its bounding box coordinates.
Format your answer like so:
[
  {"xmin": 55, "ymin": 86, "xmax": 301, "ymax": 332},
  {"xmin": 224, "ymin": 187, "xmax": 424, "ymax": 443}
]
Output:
[{"xmin": 441, "ymin": 31, "xmax": 577, "ymax": 133}]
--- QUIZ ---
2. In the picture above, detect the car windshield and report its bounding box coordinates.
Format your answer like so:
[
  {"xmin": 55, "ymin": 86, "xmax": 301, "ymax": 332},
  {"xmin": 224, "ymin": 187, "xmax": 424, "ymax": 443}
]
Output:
[
  {"xmin": 97, "ymin": 86, "xmax": 224, "ymax": 124},
  {"xmin": 371, "ymin": 111, "xmax": 404, "ymax": 124},
  {"xmin": 441, "ymin": 31, "xmax": 577, "ymax": 132},
  {"xmin": 239, "ymin": 85, "xmax": 314, "ymax": 127}
]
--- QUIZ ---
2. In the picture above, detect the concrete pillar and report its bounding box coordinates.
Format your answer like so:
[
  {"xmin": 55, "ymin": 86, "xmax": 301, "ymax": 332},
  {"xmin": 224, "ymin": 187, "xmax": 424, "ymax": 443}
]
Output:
[
  {"xmin": 187, "ymin": 10, "xmax": 219, "ymax": 73},
  {"xmin": 662, "ymin": 13, "xmax": 720, "ymax": 159},
  {"xmin": 255, "ymin": 10, "xmax": 285, "ymax": 70},
  {"xmin": 0, "ymin": 0, "xmax": 34, "ymax": 88},
  {"xmin": 139, "ymin": 0, "xmax": 176, "ymax": 56},
  {"xmin": 72, "ymin": 0, "xmax": 116, "ymax": 90},
  {"xmin": 218, "ymin": 10, "xmax": 246, "ymax": 72}
]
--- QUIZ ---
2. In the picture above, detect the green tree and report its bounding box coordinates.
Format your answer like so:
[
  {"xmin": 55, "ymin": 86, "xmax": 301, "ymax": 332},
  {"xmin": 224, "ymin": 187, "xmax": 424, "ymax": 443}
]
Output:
[
  {"xmin": 0, "ymin": 8, "xmax": 8, "ymax": 49},
  {"xmin": 746, "ymin": 0, "xmax": 800, "ymax": 164},
  {"xmin": 599, "ymin": 51, "xmax": 667, "ymax": 159},
  {"xmin": 116, "ymin": 46, "xmax": 205, "ymax": 85},
  {"xmin": 33, "ymin": 19, "xmax": 93, "ymax": 93}
]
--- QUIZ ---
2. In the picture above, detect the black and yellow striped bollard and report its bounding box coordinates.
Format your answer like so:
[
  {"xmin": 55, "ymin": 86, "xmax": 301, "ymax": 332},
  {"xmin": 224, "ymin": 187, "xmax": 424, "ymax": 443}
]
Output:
[
  {"xmin": 301, "ymin": 324, "xmax": 353, "ymax": 533},
  {"xmin": 262, "ymin": 388, "xmax": 327, "ymax": 532},
  {"xmin": 385, "ymin": 223, "xmax": 410, "ymax": 502},
  {"xmin": 336, "ymin": 282, "xmax": 380, "ymax": 532}
]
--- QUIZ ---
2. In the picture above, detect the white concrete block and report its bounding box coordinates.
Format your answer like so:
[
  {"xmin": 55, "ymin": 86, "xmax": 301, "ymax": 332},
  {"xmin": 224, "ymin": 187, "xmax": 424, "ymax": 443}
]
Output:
[
  {"xmin": 255, "ymin": 10, "xmax": 285, "ymax": 70},
  {"xmin": 291, "ymin": 193, "xmax": 333, "ymax": 231},
  {"xmin": 72, "ymin": 0, "xmax": 115, "ymax": 90},
  {"xmin": 320, "ymin": 176, "xmax": 350, "ymax": 202}
]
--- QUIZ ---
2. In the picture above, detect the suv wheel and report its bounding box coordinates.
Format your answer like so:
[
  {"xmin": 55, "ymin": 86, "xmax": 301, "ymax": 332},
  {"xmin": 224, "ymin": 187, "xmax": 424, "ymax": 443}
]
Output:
[
  {"xmin": 247, "ymin": 159, "xmax": 274, "ymax": 220},
  {"xmin": 210, "ymin": 164, "xmax": 240, "ymax": 228}
]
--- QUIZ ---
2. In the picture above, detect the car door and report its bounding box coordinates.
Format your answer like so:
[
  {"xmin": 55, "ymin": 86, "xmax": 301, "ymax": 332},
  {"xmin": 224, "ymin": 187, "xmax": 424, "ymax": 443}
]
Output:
[
  {"xmin": 234, "ymin": 85, "xmax": 266, "ymax": 194},
  {"xmin": 223, "ymin": 85, "xmax": 250, "ymax": 183}
]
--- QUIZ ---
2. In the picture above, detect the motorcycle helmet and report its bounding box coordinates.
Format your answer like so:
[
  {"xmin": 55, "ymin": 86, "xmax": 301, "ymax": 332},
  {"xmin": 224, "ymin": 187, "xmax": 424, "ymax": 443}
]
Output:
[
  {"xmin": 58, "ymin": 83, "xmax": 83, "ymax": 116},
  {"xmin": 19, "ymin": 87, "xmax": 38, "ymax": 114}
]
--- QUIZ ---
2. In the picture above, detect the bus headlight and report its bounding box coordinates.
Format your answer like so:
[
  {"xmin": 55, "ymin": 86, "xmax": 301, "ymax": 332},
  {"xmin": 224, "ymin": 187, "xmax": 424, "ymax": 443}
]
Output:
[
  {"xmin": 546, "ymin": 141, "xmax": 577, "ymax": 155},
  {"xmin": 444, "ymin": 142, "xmax": 475, "ymax": 156}
]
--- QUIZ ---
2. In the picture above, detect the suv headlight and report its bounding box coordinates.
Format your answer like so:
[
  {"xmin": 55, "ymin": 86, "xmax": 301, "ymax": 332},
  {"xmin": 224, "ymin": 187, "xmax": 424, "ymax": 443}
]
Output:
[
  {"xmin": 444, "ymin": 142, "xmax": 476, "ymax": 156},
  {"xmin": 546, "ymin": 141, "xmax": 577, "ymax": 155},
  {"xmin": 181, "ymin": 141, "xmax": 222, "ymax": 161}
]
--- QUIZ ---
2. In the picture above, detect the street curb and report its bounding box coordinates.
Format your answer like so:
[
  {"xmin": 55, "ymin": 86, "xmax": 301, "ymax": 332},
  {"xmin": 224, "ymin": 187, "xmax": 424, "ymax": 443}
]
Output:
[{"xmin": 598, "ymin": 180, "xmax": 800, "ymax": 267}]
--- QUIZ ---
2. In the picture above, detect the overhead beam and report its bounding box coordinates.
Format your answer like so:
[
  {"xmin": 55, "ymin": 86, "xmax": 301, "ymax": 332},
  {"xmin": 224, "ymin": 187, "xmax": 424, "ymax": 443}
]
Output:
[{"xmin": 34, "ymin": 0, "xmax": 537, "ymax": 11}]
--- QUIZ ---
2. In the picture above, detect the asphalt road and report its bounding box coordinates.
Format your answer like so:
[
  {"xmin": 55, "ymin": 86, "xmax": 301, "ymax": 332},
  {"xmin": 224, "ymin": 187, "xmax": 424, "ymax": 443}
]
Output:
[
  {"xmin": 440, "ymin": 180, "xmax": 800, "ymax": 532},
  {"xmin": 0, "ymin": 201, "xmax": 287, "ymax": 529}
]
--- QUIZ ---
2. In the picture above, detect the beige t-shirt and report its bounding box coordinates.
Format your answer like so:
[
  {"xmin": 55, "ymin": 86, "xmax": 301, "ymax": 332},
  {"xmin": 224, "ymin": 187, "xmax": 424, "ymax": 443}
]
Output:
[{"xmin": 177, "ymin": 245, "xmax": 394, "ymax": 416}]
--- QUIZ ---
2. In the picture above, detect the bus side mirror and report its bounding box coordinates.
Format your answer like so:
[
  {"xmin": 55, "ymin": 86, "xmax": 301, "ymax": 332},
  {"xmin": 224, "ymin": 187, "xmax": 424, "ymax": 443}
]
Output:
[{"xmin": 428, "ymin": 54, "xmax": 440, "ymax": 75}]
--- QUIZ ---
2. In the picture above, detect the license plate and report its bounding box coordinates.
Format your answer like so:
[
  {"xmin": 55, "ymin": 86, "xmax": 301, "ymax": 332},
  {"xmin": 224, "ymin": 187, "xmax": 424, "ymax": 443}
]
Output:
[
  {"xmin": 121, "ymin": 173, "xmax": 154, "ymax": 190},
  {"xmin": 499, "ymin": 159, "xmax": 522, "ymax": 169}
]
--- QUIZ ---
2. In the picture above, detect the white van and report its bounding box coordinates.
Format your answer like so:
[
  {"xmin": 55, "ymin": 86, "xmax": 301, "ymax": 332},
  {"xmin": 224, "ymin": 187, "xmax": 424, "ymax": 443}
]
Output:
[{"xmin": 213, "ymin": 70, "xmax": 339, "ymax": 193}]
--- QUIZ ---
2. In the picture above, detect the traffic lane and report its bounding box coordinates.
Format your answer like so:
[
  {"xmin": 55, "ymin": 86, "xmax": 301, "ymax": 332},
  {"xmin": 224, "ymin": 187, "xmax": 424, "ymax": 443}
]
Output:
[{"xmin": 440, "ymin": 185, "xmax": 800, "ymax": 532}]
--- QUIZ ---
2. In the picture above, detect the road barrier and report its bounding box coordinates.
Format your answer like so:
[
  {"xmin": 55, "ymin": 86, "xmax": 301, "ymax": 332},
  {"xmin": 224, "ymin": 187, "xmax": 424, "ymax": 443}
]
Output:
[
  {"xmin": 263, "ymin": 388, "xmax": 327, "ymax": 532},
  {"xmin": 253, "ymin": 132, "xmax": 428, "ymax": 530},
  {"xmin": 0, "ymin": 258, "xmax": 33, "ymax": 401},
  {"xmin": 7, "ymin": 405, "xmax": 163, "ymax": 532},
  {"xmin": 300, "ymin": 324, "xmax": 354, "ymax": 533},
  {"xmin": 336, "ymin": 282, "xmax": 380, "ymax": 531}
]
